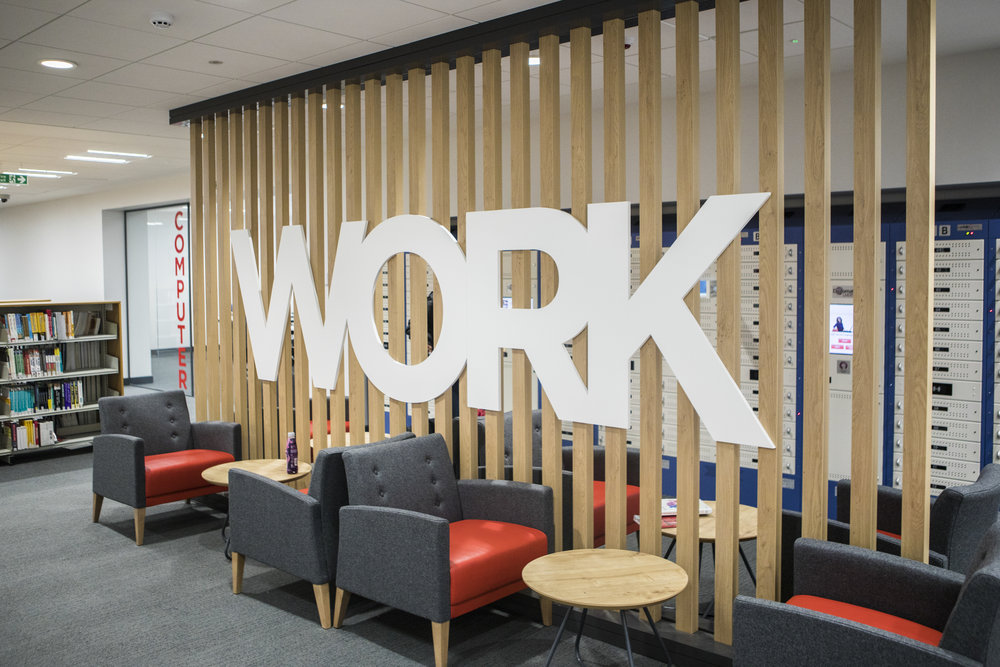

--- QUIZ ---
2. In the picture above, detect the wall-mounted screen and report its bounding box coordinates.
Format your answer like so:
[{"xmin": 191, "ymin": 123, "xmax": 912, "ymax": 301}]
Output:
[{"xmin": 830, "ymin": 303, "xmax": 854, "ymax": 355}]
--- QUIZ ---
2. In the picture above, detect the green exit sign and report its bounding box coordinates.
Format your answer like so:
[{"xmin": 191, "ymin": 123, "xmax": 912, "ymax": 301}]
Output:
[{"xmin": 0, "ymin": 174, "xmax": 27, "ymax": 184}]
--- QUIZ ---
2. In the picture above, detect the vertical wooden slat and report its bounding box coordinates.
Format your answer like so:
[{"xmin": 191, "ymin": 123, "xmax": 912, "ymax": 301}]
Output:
[
  {"xmin": 386, "ymin": 73, "xmax": 407, "ymax": 437},
  {"xmin": 803, "ymin": 0, "xmax": 832, "ymax": 539},
  {"xmin": 325, "ymin": 87, "xmax": 347, "ymax": 447},
  {"xmin": 344, "ymin": 82, "xmax": 366, "ymax": 445},
  {"xmin": 850, "ymin": 0, "xmax": 881, "ymax": 550},
  {"xmin": 258, "ymin": 101, "xmax": 279, "ymax": 459},
  {"xmin": 482, "ymin": 48, "xmax": 504, "ymax": 480},
  {"xmin": 602, "ymin": 17, "xmax": 628, "ymax": 551},
  {"xmin": 365, "ymin": 77, "xmax": 386, "ymax": 443},
  {"xmin": 757, "ymin": 0, "xmax": 785, "ymax": 600},
  {"xmin": 456, "ymin": 55, "xmax": 478, "ymax": 478},
  {"xmin": 290, "ymin": 93, "xmax": 311, "ymax": 459},
  {"xmin": 242, "ymin": 106, "xmax": 262, "ymax": 459},
  {"xmin": 229, "ymin": 109, "xmax": 248, "ymax": 458},
  {"xmin": 274, "ymin": 97, "xmax": 294, "ymax": 456},
  {"xmin": 408, "ymin": 68, "xmax": 430, "ymax": 437},
  {"xmin": 510, "ymin": 41, "xmax": 533, "ymax": 484},
  {"xmin": 539, "ymin": 32, "xmax": 563, "ymax": 551},
  {"xmin": 431, "ymin": 60, "xmax": 452, "ymax": 455},
  {"xmin": 638, "ymin": 11, "xmax": 663, "ymax": 618},
  {"xmin": 204, "ymin": 115, "xmax": 220, "ymax": 422},
  {"xmin": 217, "ymin": 112, "xmax": 234, "ymax": 424},
  {"xmin": 714, "ymin": 0, "xmax": 742, "ymax": 645},
  {"xmin": 675, "ymin": 0, "xmax": 701, "ymax": 633},
  {"xmin": 307, "ymin": 88, "xmax": 328, "ymax": 451},
  {"xmin": 190, "ymin": 121, "xmax": 207, "ymax": 422},
  {"xmin": 570, "ymin": 25, "xmax": 594, "ymax": 550},
  {"xmin": 901, "ymin": 0, "xmax": 935, "ymax": 564}
]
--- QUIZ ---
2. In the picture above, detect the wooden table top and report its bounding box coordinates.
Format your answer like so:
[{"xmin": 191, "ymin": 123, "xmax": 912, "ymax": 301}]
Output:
[
  {"xmin": 660, "ymin": 500, "xmax": 758, "ymax": 542},
  {"xmin": 522, "ymin": 548, "xmax": 688, "ymax": 610},
  {"xmin": 201, "ymin": 459, "xmax": 312, "ymax": 487}
]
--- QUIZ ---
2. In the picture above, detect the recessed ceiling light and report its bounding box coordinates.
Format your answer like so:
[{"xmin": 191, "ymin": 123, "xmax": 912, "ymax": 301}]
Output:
[
  {"xmin": 19, "ymin": 168, "xmax": 76, "ymax": 175},
  {"xmin": 87, "ymin": 149, "xmax": 151, "ymax": 159},
  {"xmin": 65, "ymin": 155, "xmax": 129, "ymax": 164},
  {"xmin": 322, "ymin": 103, "xmax": 327, "ymax": 109},
  {"xmin": 528, "ymin": 56, "xmax": 540, "ymax": 66},
  {"xmin": 4, "ymin": 171, "xmax": 60, "ymax": 179},
  {"xmin": 40, "ymin": 59, "xmax": 77, "ymax": 70}
]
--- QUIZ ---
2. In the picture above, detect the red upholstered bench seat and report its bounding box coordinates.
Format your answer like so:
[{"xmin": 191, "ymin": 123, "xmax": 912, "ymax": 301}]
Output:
[
  {"xmin": 145, "ymin": 449, "xmax": 234, "ymax": 502},
  {"xmin": 449, "ymin": 519, "xmax": 548, "ymax": 618},
  {"xmin": 787, "ymin": 595, "xmax": 943, "ymax": 646},
  {"xmin": 592, "ymin": 481, "xmax": 641, "ymax": 547}
]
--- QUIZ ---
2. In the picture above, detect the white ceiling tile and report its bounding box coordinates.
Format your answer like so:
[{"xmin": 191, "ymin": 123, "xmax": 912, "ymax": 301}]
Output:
[
  {"xmin": 242, "ymin": 60, "xmax": 318, "ymax": 84},
  {"xmin": 0, "ymin": 42, "xmax": 132, "ymax": 80},
  {"xmin": 827, "ymin": 0, "xmax": 853, "ymax": 29},
  {"xmin": 69, "ymin": 0, "xmax": 253, "ymax": 41},
  {"xmin": 300, "ymin": 40, "xmax": 385, "ymax": 67},
  {"xmin": 0, "ymin": 66, "xmax": 79, "ymax": 95},
  {"xmin": 80, "ymin": 117, "xmax": 189, "ymax": 139},
  {"xmin": 197, "ymin": 0, "xmax": 292, "ymax": 12},
  {"xmin": 0, "ymin": 4, "xmax": 60, "ymax": 41},
  {"xmin": 57, "ymin": 80, "xmax": 179, "ymax": 106},
  {"xmin": 0, "ymin": 0, "xmax": 86, "ymax": 12},
  {"xmin": 370, "ymin": 14, "xmax": 474, "ymax": 48},
  {"xmin": 96, "ymin": 63, "xmax": 230, "ymax": 94},
  {"xmin": 110, "ymin": 107, "xmax": 169, "ymax": 124},
  {"xmin": 456, "ymin": 0, "xmax": 550, "ymax": 23},
  {"xmin": 141, "ymin": 42, "xmax": 288, "ymax": 78},
  {"xmin": 0, "ymin": 88, "xmax": 47, "ymax": 108},
  {"xmin": 265, "ymin": 0, "xmax": 446, "ymax": 40},
  {"xmin": 405, "ymin": 0, "xmax": 494, "ymax": 12},
  {"xmin": 0, "ymin": 108, "xmax": 99, "ymax": 128},
  {"xmin": 151, "ymin": 93, "xmax": 202, "ymax": 110},
  {"xmin": 22, "ymin": 96, "xmax": 127, "ymax": 117},
  {"xmin": 21, "ymin": 16, "xmax": 186, "ymax": 60},
  {"xmin": 190, "ymin": 79, "xmax": 257, "ymax": 99},
  {"xmin": 197, "ymin": 16, "xmax": 357, "ymax": 61}
]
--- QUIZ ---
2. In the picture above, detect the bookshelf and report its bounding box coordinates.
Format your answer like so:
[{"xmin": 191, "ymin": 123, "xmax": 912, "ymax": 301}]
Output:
[{"xmin": 0, "ymin": 301, "xmax": 124, "ymax": 461}]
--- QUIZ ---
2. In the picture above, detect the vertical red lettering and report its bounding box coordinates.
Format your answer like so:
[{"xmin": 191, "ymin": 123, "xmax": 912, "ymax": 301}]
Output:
[
  {"xmin": 178, "ymin": 369, "xmax": 188, "ymax": 389},
  {"xmin": 176, "ymin": 279, "xmax": 184, "ymax": 299},
  {"xmin": 174, "ymin": 256, "xmax": 185, "ymax": 276},
  {"xmin": 177, "ymin": 323, "xmax": 186, "ymax": 344},
  {"xmin": 178, "ymin": 349, "xmax": 187, "ymax": 367},
  {"xmin": 174, "ymin": 234, "xmax": 184, "ymax": 253}
]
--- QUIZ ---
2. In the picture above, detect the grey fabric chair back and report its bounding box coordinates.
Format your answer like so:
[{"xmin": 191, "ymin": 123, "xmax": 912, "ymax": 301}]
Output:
[
  {"xmin": 342, "ymin": 433, "xmax": 462, "ymax": 522},
  {"xmin": 451, "ymin": 410, "xmax": 544, "ymax": 477},
  {"xmin": 939, "ymin": 519, "xmax": 1000, "ymax": 664},
  {"xmin": 562, "ymin": 444, "xmax": 641, "ymax": 485},
  {"xmin": 97, "ymin": 390, "xmax": 191, "ymax": 456},
  {"xmin": 931, "ymin": 463, "xmax": 1000, "ymax": 575}
]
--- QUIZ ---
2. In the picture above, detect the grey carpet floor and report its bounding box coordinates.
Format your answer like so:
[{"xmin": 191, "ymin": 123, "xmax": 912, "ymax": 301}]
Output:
[{"xmin": 0, "ymin": 448, "xmax": 751, "ymax": 666}]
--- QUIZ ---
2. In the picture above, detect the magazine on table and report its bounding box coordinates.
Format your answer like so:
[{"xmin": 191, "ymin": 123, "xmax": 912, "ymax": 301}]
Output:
[{"xmin": 633, "ymin": 498, "xmax": 713, "ymax": 529}]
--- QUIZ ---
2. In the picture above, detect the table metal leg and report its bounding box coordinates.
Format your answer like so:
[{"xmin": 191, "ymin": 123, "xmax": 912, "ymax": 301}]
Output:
[
  {"xmin": 543, "ymin": 604, "xmax": 573, "ymax": 667},
  {"xmin": 573, "ymin": 608, "xmax": 588, "ymax": 665},
  {"xmin": 619, "ymin": 610, "xmax": 636, "ymax": 667},
  {"xmin": 663, "ymin": 538, "xmax": 675, "ymax": 560},
  {"xmin": 643, "ymin": 606, "xmax": 674, "ymax": 666},
  {"xmin": 223, "ymin": 512, "xmax": 232, "ymax": 560},
  {"xmin": 739, "ymin": 543, "xmax": 757, "ymax": 586}
]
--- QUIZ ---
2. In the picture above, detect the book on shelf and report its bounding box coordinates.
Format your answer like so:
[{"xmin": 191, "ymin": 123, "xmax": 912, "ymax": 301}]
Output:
[
  {"xmin": 1, "ymin": 310, "xmax": 94, "ymax": 343},
  {"xmin": 660, "ymin": 498, "xmax": 713, "ymax": 516},
  {"xmin": 2, "ymin": 417, "xmax": 57, "ymax": 451}
]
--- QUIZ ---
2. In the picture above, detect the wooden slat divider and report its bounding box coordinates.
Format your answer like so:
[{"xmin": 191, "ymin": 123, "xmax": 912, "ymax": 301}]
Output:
[
  {"xmin": 602, "ymin": 17, "xmax": 628, "ymax": 551},
  {"xmin": 850, "ymin": 0, "xmax": 881, "ymax": 550},
  {"xmin": 570, "ymin": 25, "xmax": 594, "ymax": 550},
  {"xmin": 217, "ymin": 112, "xmax": 234, "ymax": 424},
  {"xmin": 456, "ymin": 55, "xmax": 477, "ymax": 478},
  {"xmin": 229, "ymin": 109, "xmax": 248, "ymax": 458},
  {"xmin": 901, "ymin": 0, "xmax": 936, "ymax": 564},
  {"xmin": 408, "ymin": 68, "xmax": 430, "ymax": 437},
  {"xmin": 273, "ymin": 97, "xmax": 294, "ymax": 456},
  {"xmin": 204, "ymin": 115, "xmax": 220, "ymax": 422},
  {"xmin": 190, "ymin": 121, "xmax": 207, "ymax": 422},
  {"xmin": 242, "ymin": 106, "xmax": 262, "ymax": 459},
  {"xmin": 538, "ymin": 32, "xmax": 563, "ymax": 551},
  {"xmin": 290, "ymin": 93, "xmax": 311, "ymax": 459},
  {"xmin": 713, "ymin": 0, "xmax": 742, "ymax": 645},
  {"xmin": 431, "ymin": 60, "xmax": 452, "ymax": 455},
  {"xmin": 510, "ymin": 41, "xmax": 533, "ymax": 484},
  {"xmin": 365, "ymin": 77, "xmax": 387, "ymax": 443},
  {"xmin": 307, "ymin": 88, "xmax": 328, "ymax": 451},
  {"xmin": 257, "ymin": 102, "xmax": 279, "ymax": 458},
  {"xmin": 482, "ymin": 48, "xmax": 504, "ymax": 480},
  {"xmin": 803, "ymin": 0, "xmax": 832, "ymax": 539},
  {"xmin": 344, "ymin": 82, "xmax": 366, "ymax": 445},
  {"xmin": 385, "ymin": 73, "xmax": 407, "ymax": 437},
  {"xmin": 325, "ymin": 87, "xmax": 347, "ymax": 447},
  {"xmin": 757, "ymin": 0, "xmax": 785, "ymax": 601}
]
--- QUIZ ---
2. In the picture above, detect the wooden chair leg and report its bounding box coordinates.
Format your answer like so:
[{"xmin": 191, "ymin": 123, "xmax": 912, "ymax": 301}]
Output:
[
  {"xmin": 333, "ymin": 588, "xmax": 350, "ymax": 628},
  {"xmin": 92, "ymin": 494, "xmax": 103, "ymax": 523},
  {"xmin": 540, "ymin": 597, "xmax": 553, "ymax": 626},
  {"xmin": 133, "ymin": 507, "xmax": 145, "ymax": 546},
  {"xmin": 313, "ymin": 583, "xmax": 332, "ymax": 629},
  {"xmin": 232, "ymin": 552, "xmax": 245, "ymax": 594},
  {"xmin": 432, "ymin": 621, "xmax": 449, "ymax": 667}
]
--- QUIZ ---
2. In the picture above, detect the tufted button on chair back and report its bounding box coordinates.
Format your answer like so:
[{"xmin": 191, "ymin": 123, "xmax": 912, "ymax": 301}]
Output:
[{"xmin": 97, "ymin": 390, "xmax": 192, "ymax": 455}]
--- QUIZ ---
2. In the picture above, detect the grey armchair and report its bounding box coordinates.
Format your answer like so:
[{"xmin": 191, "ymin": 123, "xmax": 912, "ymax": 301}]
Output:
[
  {"xmin": 333, "ymin": 433, "xmax": 554, "ymax": 667},
  {"xmin": 228, "ymin": 432, "xmax": 414, "ymax": 628},
  {"xmin": 733, "ymin": 521, "xmax": 1000, "ymax": 666},
  {"xmin": 91, "ymin": 391, "xmax": 240, "ymax": 545}
]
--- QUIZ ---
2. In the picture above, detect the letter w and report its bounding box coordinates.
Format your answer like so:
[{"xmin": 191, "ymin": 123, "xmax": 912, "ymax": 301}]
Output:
[{"xmin": 231, "ymin": 226, "xmax": 347, "ymax": 389}]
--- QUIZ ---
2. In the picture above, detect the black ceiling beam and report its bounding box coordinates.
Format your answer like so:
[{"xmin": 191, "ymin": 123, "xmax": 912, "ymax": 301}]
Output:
[{"xmin": 169, "ymin": 0, "xmax": 717, "ymax": 125}]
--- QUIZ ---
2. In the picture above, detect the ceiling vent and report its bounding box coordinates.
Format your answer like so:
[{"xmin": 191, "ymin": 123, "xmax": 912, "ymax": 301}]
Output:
[{"xmin": 150, "ymin": 12, "xmax": 174, "ymax": 29}]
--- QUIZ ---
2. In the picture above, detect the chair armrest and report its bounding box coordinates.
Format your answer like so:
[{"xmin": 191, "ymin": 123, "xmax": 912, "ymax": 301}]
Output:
[
  {"xmin": 190, "ymin": 421, "xmax": 241, "ymax": 460},
  {"xmin": 228, "ymin": 469, "xmax": 328, "ymax": 584},
  {"xmin": 733, "ymin": 596, "xmax": 979, "ymax": 667},
  {"xmin": 458, "ymin": 479, "xmax": 554, "ymax": 552},
  {"xmin": 836, "ymin": 481, "xmax": 903, "ymax": 534},
  {"xmin": 794, "ymin": 538, "xmax": 964, "ymax": 630},
  {"xmin": 92, "ymin": 433, "xmax": 145, "ymax": 507},
  {"xmin": 337, "ymin": 505, "xmax": 451, "ymax": 623}
]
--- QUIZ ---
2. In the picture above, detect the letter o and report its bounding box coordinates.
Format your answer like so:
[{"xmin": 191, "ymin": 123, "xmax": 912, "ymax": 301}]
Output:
[{"xmin": 174, "ymin": 234, "xmax": 184, "ymax": 253}]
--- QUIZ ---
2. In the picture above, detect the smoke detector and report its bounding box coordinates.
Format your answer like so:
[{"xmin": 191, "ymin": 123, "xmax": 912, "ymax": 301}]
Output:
[{"xmin": 150, "ymin": 12, "xmax": 174, "ymax": 29}]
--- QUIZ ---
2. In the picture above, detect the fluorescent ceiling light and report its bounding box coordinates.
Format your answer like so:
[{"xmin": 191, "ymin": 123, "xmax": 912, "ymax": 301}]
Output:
[
  {"xmin": 65, "ymin": 155, "xmax": 129, "ymax": 164},
  {"xmin": 4, "ymin": 171, "xmax": 59, "ymax": 179},
  {"xmin": 18, "ymin": 168, "xmax": 76, "ymax": 175},
  {"xmin": 87, "ymin": 149, "xmax": 151, "ymax": 159},
  {"xmin": 39, "ymin": 59, "xmax": 76, "ymax": 70},
  {"xmin": 528, "ymin": 56, "xmax": 540, "ymax": 65}
]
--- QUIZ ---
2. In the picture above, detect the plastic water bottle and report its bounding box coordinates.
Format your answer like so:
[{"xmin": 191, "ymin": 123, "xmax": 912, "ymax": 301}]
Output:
[{"xmin": 286, "ymin": 432, "xmax": 298, "ymax": 474}]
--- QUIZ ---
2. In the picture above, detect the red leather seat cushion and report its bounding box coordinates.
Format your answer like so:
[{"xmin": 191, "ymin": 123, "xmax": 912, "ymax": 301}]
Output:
[
  {"xmin": 145, "ymin": 449, "xmax": 235, "ymax": 498},
  {"xmin": 787, "ymin": 595, "xmax": 942, "ymax": 646},
  {"xmin": 449, "ymin": 519, "xmax": 547, "ymax": 614},
  {"xmin": 593, "ymin": 481, "xmax": 641, "ymax": 545}
]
